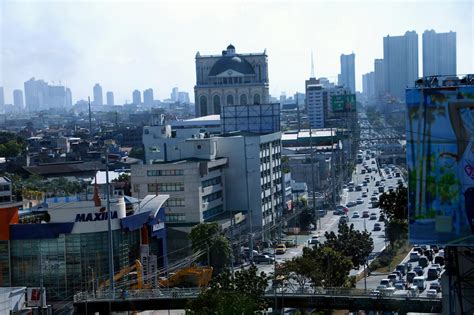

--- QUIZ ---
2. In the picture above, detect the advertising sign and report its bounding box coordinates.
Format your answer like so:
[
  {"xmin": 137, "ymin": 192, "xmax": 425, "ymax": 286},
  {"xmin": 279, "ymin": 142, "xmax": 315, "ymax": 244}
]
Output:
[
  {"xmin": 26, "ymin": 288, "xmax": 45, "ymax": 307},
  {"xmin": 407, "ymin": 85, "xmax": 474, "ymax": 246},
  {"xmin": 331, "ymin": 94, "xmax": 356, "ymax": 112}
]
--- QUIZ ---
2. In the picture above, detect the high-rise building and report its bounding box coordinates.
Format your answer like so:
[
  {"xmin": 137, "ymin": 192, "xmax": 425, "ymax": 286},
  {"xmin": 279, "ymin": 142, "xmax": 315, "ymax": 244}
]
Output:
[
  {"xmin": 340, "ymin": 53, "xmax": 356, "ymax": 93},
  {"xmin": 0, "ymin": 87, "xmax": 4, "ymax": 110},
  {"xmin": 24, "ymin": 77, "xmax": 49, "ymax": 112},
  {"xmin": 48, "ymin": 85, "xmax": 67, "ymax": 108},
  {"xmin": 362, "ymin": 72, "xmax": 375, "ymax": 97},
  {"xmin": 374, "ymin": 59, "xmax": 385, "ymax": 100},
  {"xmin": 194, "ymin": 44, "xmax": 269, "ymax": 117},
  {"xmin": 143, "ymin": 89, "xmax": 154, "ymax": 105},
  {"xmin": 423, "ymin": 30, "xmax": 456, "ymax": 77},
  {"xmin": 178, "ymin": 91, "xmax": 190, "ymax": 104},
  {"xmin": 171, "ymin": 87, "xmax": 179, "ymax": 102},
  {"xmin": 383, "ymin": 31, "xmax": 419, "ymax": 101},
  {"xmin": 132, "ymin": 89, "xmax": 142, "ymax": 105},
  {"xmin": 65, "ymin": 88, "xmax": 72, "ymax": 107},
  {"xmin": 106, "ymin": 91, "xmax": 114, "ymax": 106},
  {"xmin": 13, "ymin": 90, "xmax": 24, "ymax": 109},
  {"xmin": 93, "ymin": 83, "xmax": 103, "ymax": 106}
]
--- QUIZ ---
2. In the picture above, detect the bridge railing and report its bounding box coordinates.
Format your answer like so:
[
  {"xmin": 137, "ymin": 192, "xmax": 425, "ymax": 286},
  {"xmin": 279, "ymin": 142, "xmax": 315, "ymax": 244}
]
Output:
[{"xmin": 74, "ymin": 288, "xmax": 202, "ymax": 302}]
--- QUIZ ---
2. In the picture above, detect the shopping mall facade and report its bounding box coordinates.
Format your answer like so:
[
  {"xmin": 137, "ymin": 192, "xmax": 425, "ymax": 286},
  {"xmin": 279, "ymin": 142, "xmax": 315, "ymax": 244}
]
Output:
[{"xmin": 0, "ymin": 193, "xmax": 168, "ymax": 301}]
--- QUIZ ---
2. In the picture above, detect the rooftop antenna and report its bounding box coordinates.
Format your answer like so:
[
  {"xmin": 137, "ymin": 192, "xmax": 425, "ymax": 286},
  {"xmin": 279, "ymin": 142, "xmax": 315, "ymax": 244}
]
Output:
[{"xmin": 311, "ymin": 51, "xmax": 315, "ymax": 78}]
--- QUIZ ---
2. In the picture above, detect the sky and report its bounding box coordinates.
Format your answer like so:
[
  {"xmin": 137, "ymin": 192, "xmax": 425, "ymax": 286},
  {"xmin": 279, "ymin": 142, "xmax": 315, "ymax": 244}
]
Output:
[{"xmin": 1, "ymin": 0, "xmax": 473, "ymax": 104}]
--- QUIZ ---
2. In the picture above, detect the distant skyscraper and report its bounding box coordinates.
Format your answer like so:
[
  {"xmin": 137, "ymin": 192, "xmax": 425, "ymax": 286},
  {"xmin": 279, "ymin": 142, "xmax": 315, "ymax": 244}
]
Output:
[
  {"xmin": 362, "ymin": 72, "xmax": 375, "ymax": 97},
  {"xmin": 143, "ymin": 88, "xmax": 154, "ymax": 105},
  {"xmin": 24, "ymin": 77, "xmax": 49, "ymax": 112},
  {"xmin": 422, "ymin": 30, "xmax": 456, "ymax": 76},
  {"xmin": 65, "ymin": 88, "xmax": 72, "ymax": 107},
  {"xmin": 132, "ymin": 89, "xmax": 142, "ymax": 105},
  {"xmin": 374, "ymin": 59, "xmax": 385, "ymax": 100},
  {"xmin": 194, "ymin": 44, "xmax": 269, "ymax": 117},
  {"xmin": 171, "ymin": 87, "xmax": 179, "ymax": 102},
  {"xmin": 0, "ymin": 87, "xmax": 4, "ymax": 109},
  {"xmin": 178, "ymin": 91, "xmax": 190, "ymax": 104},
  {"xmin": 383, "ymin": 31, "xmax": 419, "ymax": 101},
  {"xmin": 106, "ymin": 91, "xmax": 114, "ymax": 106},
  {"xmin": 13, "ymin": 89, "xmax": 24, "ymax": 109},
  {"xmin": 93, "ymin": 83, "xmax": 103, "ymax": 106},
  {"xmin": 340, "ymin": 53, "xmax": 356, "ymax": 93}
]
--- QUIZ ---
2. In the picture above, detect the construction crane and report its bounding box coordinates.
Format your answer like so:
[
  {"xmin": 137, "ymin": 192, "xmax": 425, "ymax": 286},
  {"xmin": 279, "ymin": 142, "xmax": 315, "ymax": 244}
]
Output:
[
  {"xmin": 159, "ymin": 266, "xmax": 213, "ymax": 288},
  {"xmin": 99, "ymin": 260, "xmax": 149, "ymax": 290}
]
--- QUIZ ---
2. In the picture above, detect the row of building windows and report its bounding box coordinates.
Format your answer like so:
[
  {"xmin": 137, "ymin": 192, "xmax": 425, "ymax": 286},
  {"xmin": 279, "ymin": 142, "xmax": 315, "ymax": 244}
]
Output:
[
  {"xmin": 208, "ymin": 166, "xmax": 222, "ymax": 173},
  {"xmin": 164, "ymin": 197, "xmax": 185, "ymax": 207},
  {"xmin": 202, "ymin": 176, "xmax": 222, "ymax": 188},
  {"xmin": 147, "ymin": 169, "xmax": 184, "ymax": 176},
  {"xmin": 203, "ymin": 205, "xmax": 224, "ymax": 220},
  {"xmin": 199, "ymin": 94, "xmax": 261, "ymax": 116},
  {"xmin": 0, "ymin": 184, "xmax": 10, "ymax": 192},
  {"xmin": 202, "ymin": 191, "xmax": 222, "ymax": 203},
  {"xmin": 165, "ymin": 213, "xmax": 186, "ymax": 222},
  {"xmin": 147, "ymin": 183, "xmax": 184, "ymax": 193}
]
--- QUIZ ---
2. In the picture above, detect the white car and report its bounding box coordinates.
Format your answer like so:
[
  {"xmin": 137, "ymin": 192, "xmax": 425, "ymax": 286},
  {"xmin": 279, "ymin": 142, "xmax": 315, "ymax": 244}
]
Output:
[
  {"xmin": 356, "ymin": 198, "xmax": 364, "ymax": 204},
  {"xmin": 426, "ymin": 289, "xmax": 438, "ymax": 298},
  {"xmin": 352, "ymin": 211, "xmax": 360, "ymax": 218}
]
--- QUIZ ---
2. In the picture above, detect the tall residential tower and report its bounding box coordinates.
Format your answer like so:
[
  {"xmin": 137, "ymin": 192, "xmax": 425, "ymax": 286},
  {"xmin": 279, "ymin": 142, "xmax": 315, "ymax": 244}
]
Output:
[
  {"xmin": 422, "ymin": 30, "xmax": 456, "ymax": 77},
  {"xmin": 339, "ymin": 53, "xmax": 356, "ymax": 93}
]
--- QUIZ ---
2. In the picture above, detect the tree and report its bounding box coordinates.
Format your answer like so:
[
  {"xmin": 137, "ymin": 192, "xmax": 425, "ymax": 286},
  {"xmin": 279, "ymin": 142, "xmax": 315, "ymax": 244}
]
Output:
[
  {"xmin": 0, "ymin": 132, "xmax": 26, "ymax": 158},
  {"xmin": 379, "ymin": 185, "xmax": 408, "ymax": 221},
  {"xmin": 298, "ymin": 206, "xmax": 316, "ymax": 231},
  {"xmin": 187, "ymin": 265, "xmax": 268, "ymax": 315},
  {"xmin": 189, "ymin": 223, "xmax": 232, "ymax": 273},
  {"xmin": 324, "ymin": 222, "xmax": 374, "ymax": 269}
]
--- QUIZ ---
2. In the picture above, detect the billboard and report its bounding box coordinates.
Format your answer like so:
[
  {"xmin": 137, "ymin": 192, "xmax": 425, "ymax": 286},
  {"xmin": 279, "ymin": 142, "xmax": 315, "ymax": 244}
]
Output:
[
  {"xmin": 407, "ymin": 84, "xmax": 474, "ymax": 246},
  {"xmin": 331, "ymin": 94, "xmax": 356, "ymax": 112}
]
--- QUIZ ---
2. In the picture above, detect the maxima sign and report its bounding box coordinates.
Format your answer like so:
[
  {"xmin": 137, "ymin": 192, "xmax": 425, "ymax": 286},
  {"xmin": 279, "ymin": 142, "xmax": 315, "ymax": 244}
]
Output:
[{"xmin": 47, "ymin": 198, "xmax": 126, "ymax": 234}]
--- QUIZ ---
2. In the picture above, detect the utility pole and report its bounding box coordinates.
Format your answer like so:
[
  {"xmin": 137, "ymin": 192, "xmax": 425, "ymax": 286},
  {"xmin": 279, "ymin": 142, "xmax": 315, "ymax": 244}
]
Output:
[
  {"xmin": 105, "ymin": 147, "xmax": 115, "ymax": 295},
  {"xmin": 243, "ymin": 136, "xmax": 254, "ymax": 263},
  {"xmin": 88, "ymin": 97, "xmax": 92, "ymax": 136},
  {"xmin": 309, "ymin": 128, "xmax": 319, "ymax": 229}
]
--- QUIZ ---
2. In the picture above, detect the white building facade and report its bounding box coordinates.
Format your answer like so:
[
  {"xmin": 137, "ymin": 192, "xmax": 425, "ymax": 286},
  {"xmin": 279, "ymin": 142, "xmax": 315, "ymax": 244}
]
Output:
[
  {"xmin": 422, "ymin": 30, "xmax": 456, "ymax": 77},
  {"xmin": 340, "ymin": 53, "xmax": 356, "ymax": 93}
]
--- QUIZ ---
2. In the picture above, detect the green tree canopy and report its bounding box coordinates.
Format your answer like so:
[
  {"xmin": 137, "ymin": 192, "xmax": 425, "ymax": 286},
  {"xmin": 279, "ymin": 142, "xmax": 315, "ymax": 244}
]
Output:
[
  {"xmin": 324, "ymin": 222, "xmax": 374, "ymax": 268},
  {"xmin": 379, "ymin": 185, "xmax": 408, "ymax": 221},
  {"xmin": 189, "ymin": 223, "xmax": 232, "ymax": 273},
  {"xmin": 187, "ymin": 265, "xmax": 268, "ymax": 315},
  {"xmin": 0, "ymin": 132, "xmax": 26, "ymax": 158}
]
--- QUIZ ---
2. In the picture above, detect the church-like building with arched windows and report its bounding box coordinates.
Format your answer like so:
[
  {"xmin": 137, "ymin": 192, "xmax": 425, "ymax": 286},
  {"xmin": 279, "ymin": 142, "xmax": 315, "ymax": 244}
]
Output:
[{"xmin": 194, "ymin": 44, "xmax": 270, "ymax": 117}]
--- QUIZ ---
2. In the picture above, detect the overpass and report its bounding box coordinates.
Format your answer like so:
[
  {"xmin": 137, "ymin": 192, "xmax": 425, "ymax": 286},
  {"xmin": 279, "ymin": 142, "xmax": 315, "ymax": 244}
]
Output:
[{"xmin": 73, "ymin": 288, "xmax": 442, "ymax": 314}]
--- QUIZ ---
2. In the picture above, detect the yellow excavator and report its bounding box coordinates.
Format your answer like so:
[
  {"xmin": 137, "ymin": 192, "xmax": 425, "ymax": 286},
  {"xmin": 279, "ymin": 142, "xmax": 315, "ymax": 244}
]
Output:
[
  {"xmin": 99, "ymin": 260, "xmax": 213, "ymax": 290},
  {"xmin": 158, "ymin": 266, "xmax": 213, "ymax": 288}
]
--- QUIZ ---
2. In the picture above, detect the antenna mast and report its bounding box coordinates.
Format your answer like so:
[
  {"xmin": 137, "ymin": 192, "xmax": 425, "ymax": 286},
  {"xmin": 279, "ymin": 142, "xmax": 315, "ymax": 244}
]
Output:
[{"xmin": 311, "ymin": 51, "xmax": 315, "ymax": 78}]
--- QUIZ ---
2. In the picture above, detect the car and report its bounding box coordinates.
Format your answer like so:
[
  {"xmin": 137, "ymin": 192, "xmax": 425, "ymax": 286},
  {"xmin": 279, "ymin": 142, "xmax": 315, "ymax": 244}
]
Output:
[
  {"xmin": 404, "ymin": 262, "xmax": 413, "ymax": 271},
  {"xmin": 369, "ymin": 213, "xmax": 377, "ymax": 220},
  {"xmin": 427, "ymin": 267, "xmax": 440, "ymax": 280},
  {"xmin": 430, "ymin": 245, "xmax": 439, "ymax": 253},
  {"xmin": 254, "ymin": 254, "xmax": 275, "ymax": 264},
  {"xmin": 362, "ymin": 192, "xmax": 368, "ymax": 198},
  {"xmin": 308, "ymin": 238, "xmax": 320, "ymax": 245},
  {"xmin": 426, "ymin": 289, "xmax": 438, "ymax": 298},
  {"xmin": 394, "ymin": 282, "xmax": 404, "ymax": 290},
  {"xmin": 387, "ymin": 175, "xmax": 393, "ymax": 179},
  {"xmin": 261, "ymin": 250, "xmax": 275, "ymax": 258},
  {"xmin": 434, "ymin": 255, "xmax": 445, "ymax": 266},
  {"xmin": 413, "ymin": 276, "xmax": 426, "ymax": 291},
  {"xmin": 356, "ymin": 198, "xmax": 364, "ymax": 204},
  {"xmin": 373, "ymin": 223, "xmax": 381, "ymax": 231},
  {"xmin": 407, "ymin": 271, "xmax": 416, "ymax": 283},
  {"xmin": 348, "ymin": 186, "xmax": 354, "ymax": 192},
  {"xmin": 380, "ymin": 279, "xmax": 391, "ymax": 288},
  {"xmin": 429, "ymin": 282, "xmax": 442, "ymax": 293},
  {"xmin": 388, "ymin": 185, "xmax": 394, "ymax": 191},
  {"xmin": 387, "ymin": 273, "xmax": 399, "ymax": 283},
  {"xmin": 413, "ymin": 247, "xmax": 423, "ymax": 255},
  {"xmin": 378, "ymin": 186, "xmax": 385, "ymax": 193},
  {"xmin": 362, "ymin": 210, "xmax": 370, "ymax": 218},
  {"xmin": 352, "ymin": 211, "xmax": 360, "ymax": 218},
  {"xmin": 339, "ymin": 215, "xmax": 349, "ymax": 224},
  {"xmin": 275, "ymin": 244, "xmax": 287, "ymax": 255},
  {"xmin": 410, "ymin": 252, "xmax": 420, "ymax": 262},
  {"xmin": 346, "ymin": 201, "xmax": 356, "ymax": 207},
  {"xmin": 392, "ymin": 270, "xmax": 403, "ymax": 280},
  {"xmin": 395, "ymin": 172, "xmax": 401, "ymax": 177},
  {"xmin": 375, "ymin": 181, "xmax": 380, "ymax": 186},
  {"xmin": 396, "ymin": 264, "xmax": 407, "ymax": 276},
  {"xmin": 355, "ymin": 185, "xmax": 363, "ymax": 191},
  {"xmin": 371, "ymin": 160, "xmax": 375, "ymax": 164},
  {"xmin": 370, "ymin": 290, "xmax": 382, "ymax": 297},
  {"xmin": 431, "ymin": 263, "xmax": 442, "ymax": 273},
  {"xmin": 423, "ymin": 249, "xmax": 434, "ymax": 262},
  {"xmin": 413, "ymin": 266, "xmax": 424, "ymax": 276},
  {"xmin": 282, "ymin": 238, "xmax": 297, "ymax": 248},
  {"xmin": 418, "ymin": 256, "xmax": 429, "ymax": 268}
]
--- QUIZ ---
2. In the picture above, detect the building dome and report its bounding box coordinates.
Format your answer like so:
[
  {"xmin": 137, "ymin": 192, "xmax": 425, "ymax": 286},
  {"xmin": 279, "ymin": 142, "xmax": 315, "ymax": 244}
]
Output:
[
  {"xmin": 227, "ymin": 44, "xmax": 235, "ymax": 50},
  {"xmin": 208, "ymin": 55, "xmax": 255, "ymax": 76}
]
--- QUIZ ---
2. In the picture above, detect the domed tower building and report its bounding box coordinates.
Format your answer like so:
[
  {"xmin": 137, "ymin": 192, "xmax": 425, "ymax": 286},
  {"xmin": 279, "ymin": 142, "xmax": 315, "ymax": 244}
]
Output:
[{"xmin": 194, "ymin": 44, "xmax": 270, "ymax": 117}]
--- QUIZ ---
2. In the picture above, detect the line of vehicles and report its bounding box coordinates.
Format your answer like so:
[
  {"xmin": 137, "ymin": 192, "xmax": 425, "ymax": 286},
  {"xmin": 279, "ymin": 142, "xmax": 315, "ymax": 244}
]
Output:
[{"xmin": 373, "ymin": 245, "xmax": 444, "ymax": 298}]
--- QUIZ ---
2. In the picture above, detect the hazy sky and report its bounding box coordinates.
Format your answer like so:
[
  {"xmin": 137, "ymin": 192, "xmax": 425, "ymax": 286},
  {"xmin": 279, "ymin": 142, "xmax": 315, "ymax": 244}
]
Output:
[{"xmin": 1, "ymin": 0, "xmax": 473, "ymax": 104}]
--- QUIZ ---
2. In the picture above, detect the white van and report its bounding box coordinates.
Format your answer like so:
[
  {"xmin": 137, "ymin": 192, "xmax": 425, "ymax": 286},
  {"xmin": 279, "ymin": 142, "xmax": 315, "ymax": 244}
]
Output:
[{"xmin": 413, "ymin": 276, "xmax": 426, "ymax": 291}]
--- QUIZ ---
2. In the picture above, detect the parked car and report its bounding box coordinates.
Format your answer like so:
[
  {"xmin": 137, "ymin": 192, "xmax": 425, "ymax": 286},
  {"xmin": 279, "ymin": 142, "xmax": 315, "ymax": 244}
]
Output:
[
  {"xmin": 352, "ymin": 211, "xmax": 360, "ymax": 218},
  {"xmin": 339, "ymin": 215, "xmax": 349, "ymax": 224},
  {"xmin": 254, "ymin": 254, "xmax": 275, "ymax": 264},
  {"xmin": 369, "ymin": 213, "xmax": 377, "ymax": 220},
  {"xmin": 356, "ymin": 198, "xmax": 364, "ymax": 205},
  {"xmin": 373, "ymin": 223, "xmax": 381, "ymax": 231},
  {"xmin": 362, "ymin": 192, "xmax": 368, "ymax": 198},
  {"xmin": 362, "ymin": 210, "xmax": 370, "ymax": 218}
]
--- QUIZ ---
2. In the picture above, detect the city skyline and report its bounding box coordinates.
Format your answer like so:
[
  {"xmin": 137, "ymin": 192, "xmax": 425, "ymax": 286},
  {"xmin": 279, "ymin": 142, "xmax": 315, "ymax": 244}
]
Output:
[{"xmin": 1, "ymin": 0, "xmax": 472, "ymax": 104}]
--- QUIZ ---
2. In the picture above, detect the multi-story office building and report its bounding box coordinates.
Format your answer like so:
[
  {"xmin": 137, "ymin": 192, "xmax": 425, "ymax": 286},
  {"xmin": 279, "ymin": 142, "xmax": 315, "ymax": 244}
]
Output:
[
  {"xmin": 178, "ymin": 91, "xmax": 190, "ymax": 104},
  {"xmin": 132, "ymin": 89, "xmax": 142, "ymax": 105},
  {"xmin": 340, "ymin": 53, "xmax": 356, "ymax": 93},
  {"xmin": 143, "ymin": 89, "xmax": 154, "ymax": 106},
  {"xmin": 13, "ymin": 90, "xmax": 24, "ymax": 110},
  {"xmin": 374, "ymin": 59, "xmax": 385, "ymax": 101},
  {"xmin": 194, "ymin": 44, "xmax": 270, "ymax": 117},
  {"xmin": 171, "ymin": 87, "xmax": 179, "ymax": 102},
  {"xmin": 423, "ymin": 30, "xmax": 456, "ymax": 77},
  {"xmin": 24, "ymin": 78, "xmax": 49, "ymax": 112},
  {"xmin": 106, "ymin": 91, "xmax": 114, "ymax": 106},
  {"xmin": 362, "ymin": 72, "xmax": 375, "ymax": 98},
  {"xmin": 383, "ymin": 31, "xmax": 419, "ymax": 101},
  {"xmin": 65, "ymin": 88, "xmax": 72, "ymax": 107},
  {"xmin": 93, "ymin": 83, "xmax": 103, "ymax": 106},
  {"xmin": 48, "ymin": 85, "xmax": 67, "ymax": 108}
]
